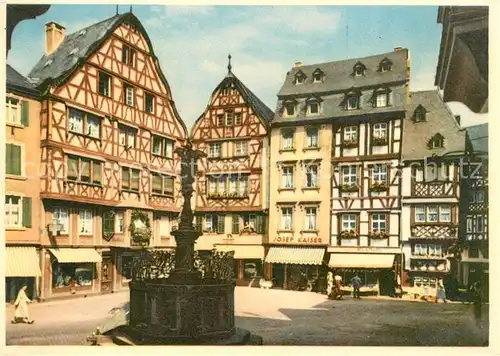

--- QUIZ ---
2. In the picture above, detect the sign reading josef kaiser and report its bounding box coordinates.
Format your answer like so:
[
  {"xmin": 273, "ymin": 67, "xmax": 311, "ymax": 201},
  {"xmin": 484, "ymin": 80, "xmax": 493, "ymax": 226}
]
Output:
[{"xmin": 272, "ymin": 236, "xmax": 324, "ymax": 244}]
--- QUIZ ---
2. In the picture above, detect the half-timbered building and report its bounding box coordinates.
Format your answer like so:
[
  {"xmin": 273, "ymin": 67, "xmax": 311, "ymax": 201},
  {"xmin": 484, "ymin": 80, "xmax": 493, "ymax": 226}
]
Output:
[
  {"xmin": 5, "ymin": 65, "xmax": 43, "ymax": 303},
  {"xmin": 400, "ymin": 90, "xmax": 465, "ymax": 297},
  {"xmin": 327, "ymin": 49, "xmax": 410, "ymax": 296},
  {"xmin": 191, "ymin": 57, "xmax": 273, "ymax": 285},
  {"xmin": 459, "ymin": 123, "xmax": 488, "ymax": 300},
  {"xmin": 26, "ymin": 12, "xmax": 188, "ymax": 299}
]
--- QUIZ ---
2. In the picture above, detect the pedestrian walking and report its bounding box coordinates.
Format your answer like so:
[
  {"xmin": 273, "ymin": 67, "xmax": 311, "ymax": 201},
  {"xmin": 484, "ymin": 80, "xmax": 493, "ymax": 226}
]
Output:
[
  {"xmin": 351, "ymin": 274, "xmax": 362, "ymax": 299},
  {"xmin": 326, "ymin": 271, "xmax": 334, "ymax": 296},
  {"xmin": 332, "ymin": 273, "xmax": 343, "ymax": 299},
  {"xmin": 435, "ymin": 279, "xmax": 447, "ymax": 303},
  {"xmin": 11, "ymin": 285, "xmax": 34, "ymax": 324}
]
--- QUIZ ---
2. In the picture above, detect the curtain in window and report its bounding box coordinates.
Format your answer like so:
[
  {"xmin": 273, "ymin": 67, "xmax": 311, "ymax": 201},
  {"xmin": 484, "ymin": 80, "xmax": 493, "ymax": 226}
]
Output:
[
  {"xmin": 239, "ymin": 177, "xmax": 248, "ymax": 196},
  {"xmin": 131, "ymin": 170, "xmax": 140, "ymax": 190},
  {"xmin": 69, "ymin": 109, "xmax": 83, "ymax": 133},
  {"xmin": 127, "ymin": 131, "xmax": 135, "ymax": 147},
  {"xmin": 165, "ymin": 176, "xmax": 174, "ymax": 195},
  {"xmin": 218, "ymin": 176, "xmax": 226, "ymax": 194},
  {"xmin": 119, "ymin": 130, "xmax": 126, "ymax": 145},
  {"xmin": 81, "ymin": 159, "xmax": 91, "ymax": 181},
  {"xmin": 122, "ymin": 169, "xmax": 130, "ymax": 189},
  {"xmin": 208, "ymin": 178, "xmax": 217, "ymax": 195},
  {"xmin": 92, "ymin": 162, "xmax": 102, "ymax": 183},
  {"xmin": 427, "ymin": 207, "xmax": 438, "ymax": 222},
  {"xmin": 152, "ymin": 136, "xmax": 161, "ymax": 155},
  {"xmin": 87, "ymin": 115, "xmax": 100, "ymax": 138},
  {"xmin": 53, "ymin": 207, "xmax": 69, "ymax": 233},
  {"xmin": 152, "ymin": 174, "xmax": 162, "ymax": 193},
  {"xmin": 229, "ymin": 175, "xmax": 237, "ymax": 194},
  {"xmin": 305, "ymin": 208, "xmax": 316, "ymax": 230},
  {"xmin": 307, "ymin": 129, "xmax": 318, "ymax": 147},
  {"xmin": 282, "ymin": 168, "xmax": 293, "ymax": 188},
  {"xmin": 165, "ymin": 140, "xmax": 173, "ymax": 158},
  {"xmin": 68, "ymin": 156, "xmax": 79, "ymax": 180},
  {"xmin": 281, "ymin": 209, "xmax": 292, "ymax": 230},
  {"xmin": 306, "ymin": 166, "xmax": 318, "ymax": 187},
  {"xmin": 439, "ymin": 205, "xmax": 451, "ymax": 222},
  {"xmin": 79, "ymin": 209, "xmax": 93, "ymax": 234}
]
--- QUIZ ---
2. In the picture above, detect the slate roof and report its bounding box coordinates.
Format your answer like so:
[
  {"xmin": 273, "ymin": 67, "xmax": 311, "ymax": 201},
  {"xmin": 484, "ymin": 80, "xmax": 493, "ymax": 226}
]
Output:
[
  {"xmin": 191, "ymin": 70, "xmax": 274, "ymax": 136},
  {"xmin": 466, "ymin": 123, "xmax": 488, "ymax": 156},
  {"xmin": 6, "ymin": 64, "xmax": 39, "ymax": 98},
  {"xmin": 272, "ymin": 49, "xmax": 409, "ymax": 125},
  {"xmin": 28, "ymin": 14, "xmax": 126, "ymax": 87},
  {"xmin": 401, "ymin": 90, "xmax": 466, "ymax": 161}
]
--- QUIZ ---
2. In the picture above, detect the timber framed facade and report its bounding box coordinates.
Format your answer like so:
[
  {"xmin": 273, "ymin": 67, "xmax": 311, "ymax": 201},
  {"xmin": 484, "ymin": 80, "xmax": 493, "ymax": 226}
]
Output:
[
  {"xmin": 23, "ymin": 12, "xmax": 187, "ymax": 300},
  {"xmin": 191, "ymin": 58, "xmax": 273, "ymax": 285}
]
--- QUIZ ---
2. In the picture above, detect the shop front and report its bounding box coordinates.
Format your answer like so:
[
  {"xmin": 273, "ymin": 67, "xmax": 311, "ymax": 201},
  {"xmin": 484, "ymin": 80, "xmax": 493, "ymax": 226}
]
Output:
[
  {"xmin": 5, "ymin": 246, "xmax": 42, "ymax": 303},
  {"xmin": 328, "ymin": 253, "xmax": 397, "ymax": 296},
  {"xmin": 264, "ymin": 246, "xmax": 327, "ymax": 291},
  {"xmin": 215, "ymin": 244, "xmax": 265, "ymax": 286},
  {"xmin": 46, "ymin": 248, "xmax": 102, "ymax": 298}
]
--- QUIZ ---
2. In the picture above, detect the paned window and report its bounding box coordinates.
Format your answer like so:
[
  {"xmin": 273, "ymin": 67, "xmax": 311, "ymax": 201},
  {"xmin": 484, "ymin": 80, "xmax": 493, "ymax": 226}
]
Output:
[
  {"xmin": 67, "ymin": 155, "xmax": 102, "ymax": 185},
  {"xmin": 78, "ymin": 209, "xmax": 93, "ymax": 235},
  {"xmin": 280, "ymin": 207, "xmax": 293, "ymax": 230},
  {"xmin": 282, "ymin": 167, "xmax": 294, "ymax": 188},
  {"xmin": 304, "ymin": 207, "xmax": 317, "ymax": 230}
]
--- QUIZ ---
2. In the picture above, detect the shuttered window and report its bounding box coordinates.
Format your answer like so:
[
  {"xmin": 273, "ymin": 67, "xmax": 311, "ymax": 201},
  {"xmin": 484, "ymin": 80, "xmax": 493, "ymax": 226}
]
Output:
[
  {"xmin": 22, "ymin": 197, "xmax": 32, "ymax": 228},
  {"xmin": 216, "ymin": 215, "xmax": 225, "ymax": 234},
  {"xmin": 232, "ymin": 214, "xmax": 240, "ymax": 234},
  {"xmin": 103, "ymin": 210, "xmax": 115, "ymax": 236},
  {"xmin": 5, "ymin": 143, "xmax": 22, "ymax": 176}
]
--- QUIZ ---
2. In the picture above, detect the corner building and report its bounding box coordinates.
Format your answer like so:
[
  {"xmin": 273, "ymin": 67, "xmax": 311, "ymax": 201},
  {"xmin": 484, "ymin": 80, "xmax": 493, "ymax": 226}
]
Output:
[{"xmin": 25, "ymin": 13, "xmax": 188, "ymax": 300}]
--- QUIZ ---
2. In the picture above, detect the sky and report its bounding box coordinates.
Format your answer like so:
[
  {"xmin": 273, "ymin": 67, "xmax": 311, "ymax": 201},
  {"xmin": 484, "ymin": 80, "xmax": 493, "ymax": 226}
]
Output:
[{"xmin": 7, "ymin": 4, "xmax": 487, "ymax": 129}]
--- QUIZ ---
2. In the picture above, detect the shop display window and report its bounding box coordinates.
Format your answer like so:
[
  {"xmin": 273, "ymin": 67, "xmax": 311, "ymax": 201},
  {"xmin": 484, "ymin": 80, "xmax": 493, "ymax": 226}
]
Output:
[{"xmin": 52, "ymin": 262, "xmax": 94, "ymax": 288}]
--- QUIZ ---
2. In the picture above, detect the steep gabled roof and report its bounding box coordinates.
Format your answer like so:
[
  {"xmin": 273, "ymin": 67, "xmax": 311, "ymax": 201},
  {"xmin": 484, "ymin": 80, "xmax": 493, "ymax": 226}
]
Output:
[
  {"xmin": 402, "ymin": 90, "xmax": 466, "ymax": 161},
  {"xmin": 6, "ymin": 64, "xmax": 39, "ymax": 98},
  {"xmin": 27, "ymin": 12, "xmax": 188, "ymax": 139},
  {"xmin": 191, "ymin": 70, "xmax": 274, "ymax": 137}
]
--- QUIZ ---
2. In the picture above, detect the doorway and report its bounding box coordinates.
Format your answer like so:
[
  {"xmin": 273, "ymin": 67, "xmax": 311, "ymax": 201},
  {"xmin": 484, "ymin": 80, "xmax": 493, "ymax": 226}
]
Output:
[{"xmin": 100, "ymin": 255, "xmax": 113, "ymax": 293}]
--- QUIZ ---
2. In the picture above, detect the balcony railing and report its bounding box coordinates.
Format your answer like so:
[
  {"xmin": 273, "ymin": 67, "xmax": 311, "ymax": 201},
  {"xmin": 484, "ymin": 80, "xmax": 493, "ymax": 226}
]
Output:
[
  {"xmin": 410, "ymin": 224, "xmax": 458, "ymax": 239},
  {"xmin": 411, "ymin": 181, "xmax": 456, "ymax": 197}
]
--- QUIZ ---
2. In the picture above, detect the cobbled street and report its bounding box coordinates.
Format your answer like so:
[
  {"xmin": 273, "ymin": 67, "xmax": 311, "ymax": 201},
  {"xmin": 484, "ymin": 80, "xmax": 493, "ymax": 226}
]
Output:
[{"xmin": 6, "ymin": 287, "xmax": 488, "ymax": 346}]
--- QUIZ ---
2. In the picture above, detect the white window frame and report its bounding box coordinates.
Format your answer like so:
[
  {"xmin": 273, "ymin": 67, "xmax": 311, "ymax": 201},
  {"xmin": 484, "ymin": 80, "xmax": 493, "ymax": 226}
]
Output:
[
  {"xmin": 78, "ymin": 209, "xmax": 93, "ymax": 235},
  {"xmin": 282, "ymin": 166, "xmax": 294, "ymax": 188},
  {"xmin": 5, "ymin": 97, "xmax": 21, "ymax": 125},
  {"xmin": 98, "ymin": 71, "xmax": 111, "ymax": 97},
  {"xmin": 229, "ymin": 175, "xmax": 237, "ymax": 194},
  {"xmin": 243, "ymin": 214, "xmax": 256, "ymax": 229},
  {"xmin": 5, "ymin": 195, "xmax": 22, "ymax": 227},
  {"xmin": 306, "ymin": 165, "xmax": 318, "ymax": 188},
  {"xmin": 86, "ymin": 114, "xmax": 100, "ymax": 138},
  {"xmin": 346, "ymin": 95, "xmax": 359, "ymax": 110},
  {"xmin": 372, "ymin": 164, "xmax": 387, "ymax": 184},
  {"xmin": 68, "ymin": 108, "xmax": 84, "ymax": 134},
  {"xmin": 342, "ymin": 166, "xmax": 357, "ymax": 185},
  {"xmin": 295, "ymin": 75, "xmax": 304, "ymax": 85},
  {"xmin": 125, "ymin": 85, "xmax": 134, "ymax": 106},
  {"xmin": 235, "ymin": 141, "xmax": 248, "ymax": 156},
  {"xmin": 306, "ymin": 127, "xmax": 319, "ymax": 148},
  {"xmin": 235, "ymin": 113, "xmax": 242, "ymax": 125},
  {"xmin": 371, "ymin": 213, "xmax": 387, "ymax": 232},
  {"xmin": 205, "ymin": 215, "xmax": 214, "ymax": 232},
  {"xmin": 313, "ymin": 72, "xmax": 322, "ymax": 83},
  {"xmin": 280, "ymin": 207, "xmax": 293, "ymax": 230},
  {"xmin": 282, "ymin": 129, "xmax": 294, "ymax": 150},
  {"xmin": 373, "ymin": 123, "xmax": 388, "ymax": 138},
  {"xmin": 466, "ymin": 217, "xmax": 473, "ymax": 233},
  {"xmin": 342, "ymin": 214, "xmax": 357, "ymax": 231},
  {"xmin": 439, "ymin": 205, "xmax": 451, "ymax": 222},
  {"xmin": 53, "ymin": 207, "xmax": 69, "ymax": 234},
  {"xmin": 415, "ymin": 206, "xmax": 426, "ymax": 223},
  {"xmin": 119, "ymin": 126, "xmax": 136, "ymax": 148},
  {"xmin": 343, "ymin": 126, "xmax": 358, "ymax": 141},
  {"xmin": 208, "ymin": 177, "xmax": 217, "ymax": 195},
  {"xmin": 304, "ymin": 207, "xmax": 317, "ymax": 231},
  {"xmin": 476, "ymin": 215, "xmax": 484, "ymax": 233},
  {"xmin": 225, "ymin": 111, "xmax": 233, "ymax": 126},
  {"xmin": 427, "ymin": 206, "xmax": 438, "ymax": 222},
  {"xmin": 376, "ymin": 92, "xmax": 388, "ymax": 107},
  {"xmin": 238, "ymin": 176, "xmax": 248, "ymax": 196},
  {"xmin": 209, "ymin": 143, "xmax": 221, "ymax": 158},
  {"xmin": 116, "ymin": 212, "xmax": 125, "ymax": 234}
]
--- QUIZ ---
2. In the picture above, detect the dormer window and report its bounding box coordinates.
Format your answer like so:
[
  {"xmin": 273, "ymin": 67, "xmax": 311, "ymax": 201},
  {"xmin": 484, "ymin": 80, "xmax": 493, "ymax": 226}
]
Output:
[
  {"xmin": 346, "ymin": 93, "xmax": 360, "ymax": 110},
  {"xmin": 284, "ymin": 102, "xmax": 296, "ymax": 117},
  {"xmin": 374, "ymin": 88, "xmax": 391, "ymax": 108},
  {"xmin": 295, "ymin": 70, "xmax": 306, "ymax": 85},
  {"xmin": 413, "ymin": 105, "xmax": 427, "ymax": 122},
  {"xmin": 308, "ymin": 101, "xmax": 319, "ymax": 115},
  {"xmin": 312, "ymin": 69, "xmax": 323, "ymax": 83},
  {"xmin": 429, "ymin": 133, "xmax": 445, "ymax": 149},
  {"xmin": 353, "ymin": 62, "xmax": 366, "ymax": 76},
  {"xmin": 379, "ymin": 58, "xmax": 392, "ymax": 72}
]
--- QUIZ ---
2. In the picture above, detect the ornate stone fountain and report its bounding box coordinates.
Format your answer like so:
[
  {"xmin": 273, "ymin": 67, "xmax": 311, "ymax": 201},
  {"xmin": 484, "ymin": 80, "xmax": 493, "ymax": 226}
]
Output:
[{"xmin": 92, "ymin": 142, "xmax": 262, "ymax": 345}]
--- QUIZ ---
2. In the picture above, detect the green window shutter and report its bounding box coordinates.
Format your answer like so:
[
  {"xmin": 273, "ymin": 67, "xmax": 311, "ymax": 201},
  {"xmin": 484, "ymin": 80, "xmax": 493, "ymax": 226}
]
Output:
[
  {"xmin": 254, "ymin": 215, "xmax": 262, "ymax": 234},
  {"xmin": 22, "ymin": 197, "xmax": 32, "ymax": 228},
  {"xmin": 21, "ymin": 101, "xmax": 30, "ymax": 126},
  {"xmin": 217, "ymin": 215, "xmax": 225, "ymax": 234},
  {"xmin": 6, "ymin": 144, "xmax": 12, "ymax": 174},
  {"xmin": 7, "ymin": 144, "xmax": 22, "ymax": 176},
  {"xmin": 103, "ymin": 210, "xmax": 115, "ymax": 235},
  {"xmin": 232, "ymin": 214, "xmax": 240, "ymax": 234}
]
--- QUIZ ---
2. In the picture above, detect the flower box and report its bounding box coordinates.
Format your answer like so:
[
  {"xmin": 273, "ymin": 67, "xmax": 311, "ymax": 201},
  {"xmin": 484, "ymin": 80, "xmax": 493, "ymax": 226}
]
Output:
[
  {"xmin": 369, "ymin": 181, "xmax": 388, "ymax": 192},
  {"xmin": 342, "ymin": 140, "xmax": 358, "ymax": 148},
  {"xmin": 339, "ymin": 229, "xmax": 359, "ymax": 239},
  {"xmin": 339, "ymin": 184, "xmax": 359, "ymax": 193},
  {"xmin": 368, "ymin": 230, "xmax": 389, "ymax": 239},
  {"xmin": 372, "ymin": 137, "xmax": 388, "ymax": 146}
]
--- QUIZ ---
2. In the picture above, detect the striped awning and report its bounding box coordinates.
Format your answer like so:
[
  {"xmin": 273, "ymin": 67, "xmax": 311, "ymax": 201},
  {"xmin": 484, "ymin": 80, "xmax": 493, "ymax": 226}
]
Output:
[
  {"xmin": 6, "ymin": 247, "xmax": 42, "ymax": 277},
  {"xmin": 265, "ymin": 247, "xmax": 325, "ymax": 265},
  {"xmin": 328, "ymin": 253, "xmax": 395, "ymax": 269},
  {"xmin": 215, "ymin": 245, "xmax": 264, "ymax": 259},
  {"xmin": 49, "ymin": 248, "xmax": 102, "ymax": 263}
]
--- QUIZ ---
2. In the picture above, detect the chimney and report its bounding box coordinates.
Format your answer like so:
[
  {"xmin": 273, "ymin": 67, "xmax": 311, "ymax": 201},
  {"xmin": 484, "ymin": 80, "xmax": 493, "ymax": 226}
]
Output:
[
  {"xmin": 394, "ymin": 46, "xmax": 403, "ymax": 51},
  {"xmin": 294, "ymin": 61, "xmax": 304, "ymax": 68},
  {"xmin": 45, "ymin": 22, "xmax": 66, "ymax": 56},
  {"xmin": 454, "ymin": 115, "xmax": 461, "ymax": 125}
]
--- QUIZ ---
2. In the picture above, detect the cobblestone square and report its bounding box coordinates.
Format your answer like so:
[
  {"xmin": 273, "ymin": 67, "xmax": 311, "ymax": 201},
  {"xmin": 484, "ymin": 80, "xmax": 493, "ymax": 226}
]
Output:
[{"xmin": 5, "ymin": 287, "xmax": 488, "ymax": 346}]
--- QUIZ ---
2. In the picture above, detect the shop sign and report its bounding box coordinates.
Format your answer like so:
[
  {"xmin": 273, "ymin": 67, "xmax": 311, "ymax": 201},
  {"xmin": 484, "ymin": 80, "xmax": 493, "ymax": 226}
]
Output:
[{"xmin": 272, "ymin": 236, "xmax": 324, "ymax": 244}]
